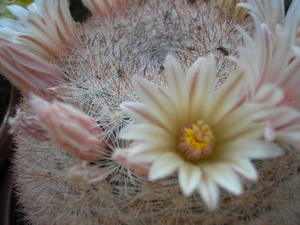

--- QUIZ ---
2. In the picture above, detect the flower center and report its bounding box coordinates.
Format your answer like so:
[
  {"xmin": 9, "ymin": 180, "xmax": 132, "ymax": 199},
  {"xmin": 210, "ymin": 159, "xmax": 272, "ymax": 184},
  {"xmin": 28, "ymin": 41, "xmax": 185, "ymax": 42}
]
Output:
[{"xmin": 178, "ymin": 120, "xmax": 215, "ymax": 161}]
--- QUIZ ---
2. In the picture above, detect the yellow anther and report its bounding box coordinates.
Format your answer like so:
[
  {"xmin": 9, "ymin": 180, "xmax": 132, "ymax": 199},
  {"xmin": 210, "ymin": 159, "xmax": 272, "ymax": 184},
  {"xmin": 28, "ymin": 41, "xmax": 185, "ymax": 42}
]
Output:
[{"xmin": 178, "ymin": 120, "xmax": 215, "ymax": 161}]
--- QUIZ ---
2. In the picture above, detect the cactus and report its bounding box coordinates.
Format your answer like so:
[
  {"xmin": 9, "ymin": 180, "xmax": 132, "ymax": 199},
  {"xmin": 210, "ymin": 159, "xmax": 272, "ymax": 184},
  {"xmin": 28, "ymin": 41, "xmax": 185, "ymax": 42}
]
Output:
[{"xmin": 3, "ymin": 0, "xmax": 300, "ymax": 224}]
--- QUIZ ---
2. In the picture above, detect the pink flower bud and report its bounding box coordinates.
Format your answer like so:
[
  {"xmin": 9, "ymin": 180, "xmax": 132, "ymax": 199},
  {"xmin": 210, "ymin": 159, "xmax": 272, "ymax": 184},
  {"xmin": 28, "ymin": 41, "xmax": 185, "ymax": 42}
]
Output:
[{"xmin": 29, "ymin": 94, "xmax": 108, "ymax": 161}]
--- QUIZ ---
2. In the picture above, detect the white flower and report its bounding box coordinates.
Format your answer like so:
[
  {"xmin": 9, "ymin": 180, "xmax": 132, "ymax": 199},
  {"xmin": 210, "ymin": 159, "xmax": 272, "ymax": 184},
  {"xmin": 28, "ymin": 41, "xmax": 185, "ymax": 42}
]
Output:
[
  {"xmin": 237, "ymin": 0, "xmax": 300, "ymax": 104},
  {"xmin": 113, "ymin": 55, "xmax": 284, "ymax": 210},
  {"xmin": 236, "ymin": 0, "xmax": 300, "ymax": 147},
  {"xmin": 1, "ymin": 0, "xmax": 79, "ymax": 59}
]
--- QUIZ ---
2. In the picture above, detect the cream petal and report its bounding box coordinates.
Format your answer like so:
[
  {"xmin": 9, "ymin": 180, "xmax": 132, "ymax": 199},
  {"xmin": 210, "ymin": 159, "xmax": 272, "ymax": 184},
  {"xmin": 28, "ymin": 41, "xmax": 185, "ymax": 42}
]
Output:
[
  {"xmin": 263, "ymin": 0, "xmax": 284, "ymax": 28},
  {"xmin": 33, "ymin": 0, "xmax": 43, "ymax": 12},
  {"xmin": 206, "ymin": 69, "xmax": 245, "ymax": 125},
  {"xmin": 132, "ymin": 76, "xmax": 172, "ymax": 109},
  {"xmin": 165, "ymin": 55, "xmax": 189, "ymax": 121},
  {"xmin": 227, "ymin": 158, "xmax": 258, "ymax": 181},
  {"xmin": 119, "ymin": 124, "xmax": 176, "ymax": 147},
  {"xmin": 19, "ymin": 34, "xmax": 55, "ymax": 57},
  {"xmin": 216, "ymin": 139, "xmax": 283, "ymax": 159},
  {"xmin": 7, "ymin": 0, "xmax": 78, "ymax": 60},
  {"xmin": 5, "ymin": 44, "xmax": 62, "ymax": 79},
  {"xmin": 215, "ymin": 119, "xmax": 266, "ymax": 144},
  {"xmin": 113, "ymin": 144, "xmax": 169, "ymax": 164},
  {"xmin": 237, "ymin": 3, "xmax": 262, "ymax": 19},
  {"xmin": 186, "ymin": 55, "xmax": 216, "ymax": 121},
  {"xmin": 238, "ymin": 0, "xmax": 284, "ymax": 30},
  {"xmin": 258, "ymin": 24, "xmax": 273, "ymax": 79},
  {"xmin": 43, "ymin": 0, "xmax": 77, "ymax": 44},
  {"xmin": 264, "ymin": 17, "xmax": 296, "ymax": 84},
  {"xmin": 275, "ymin": 131, "xmax": 300, "ymax": 143},
  {"xmin": 254, "ymin": 107, "xmax": 300, "ymax": 130},
  {"xmin": 278, "ymin": 121, "xmax": 300, "ymax": 132},
  {"xmin": 202, "ymin": 164, "xmax": 242, "ymax": 195},
  {"xmin": 131, "ymin": 76, "xmax": 177, "ymax": 128},
  {"xmin": 128, "ymin": 143, "xmax": 172, "ymax": 164},
  {"xmin": 120, "ymin": 102, "xmax": 153, "ymax": 123},
  {"xmin": 27, "ymin": 3, "xmax": 42, "ymax": 16},
  {"xmin": 42, "ymin": 0, "xmax": 59, "ymax": 27},
  {"xmin": 236, "ymin": 47, "xmax": 259, "ymax": 96},
  {"xmin": 288, "ymin": 0, "xmax": 300, "ymax": 20},
  {"xmin": 279, "ymin": 57, "xmax": 300, "ymax": 95},
  {"xmin": 240, "ymin": 21, "xmax": 273, "ymax": 91},
  {"xmin": 149, "ymin": 152, "xmax": 183, "ymax": 180},
  {"xmin": 120, "ymin": 102, "xmax": 176, "ymax": 136},
  {"xmin": 130, "ymin": 148, "xmax": 171, "ymax": 164},
  {"xmin": 23, "ymin": 15, "xmax": 59, "ymax": 48},
  {"xmin": 213, "ymin": 108, "xmax": 267, "ymax": 144},
  {"xmin": 0, "ymin": 54, "xmax": 37, "ymax": 93},
  {"xmin": 197, "ymin": 174, "xmax": 220, "ymax": 211},
  {"xmin": 0, "ymin": 43, "xmax": 63, "ymax": 95},
  {"xmin": 275, "ymin": 134, "xmax": 300, "ymax": 151},
  {"xmin": 253, "ymin": 84, "xmax": 284, "ymax": 106},
  {"xmin": 178, "ymin": 163, "xmax": 201, "ymax": 197},
  {"xmin": 213, "ymin": 103, "xmax": 266, "ymax": 137},
  {"xmin": 0, "ymin": 19, "xmax": 28, "ymax": 34},
  {"xmin": 236, "ymin": 25, "xmax": 256, "ymax": 52},
  {"xmin": 239, "ymin": 18, "xmax": 268, "ymax": 68},
  {"xmin": 236, "ymin": 16, "xmax": 276, "ymax": 99},
  {"xmin": 6, "ymin": 5, "xmax": 30, "ymax": 21}
]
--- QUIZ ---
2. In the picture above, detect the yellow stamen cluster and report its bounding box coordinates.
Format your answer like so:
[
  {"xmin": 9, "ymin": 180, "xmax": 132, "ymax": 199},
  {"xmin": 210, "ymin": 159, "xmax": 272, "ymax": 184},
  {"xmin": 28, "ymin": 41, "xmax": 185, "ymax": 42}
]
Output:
[{"xmin": 178, "ymin": 120, "xmax": 215, "ymax": 161}]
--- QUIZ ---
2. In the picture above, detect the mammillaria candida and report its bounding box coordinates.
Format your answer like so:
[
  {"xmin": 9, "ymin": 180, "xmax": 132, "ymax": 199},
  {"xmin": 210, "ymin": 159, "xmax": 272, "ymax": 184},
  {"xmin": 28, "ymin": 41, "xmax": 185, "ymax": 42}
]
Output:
[{"xmin": 1, "ymin": 0, "xmax": 300, "ymax": 224}]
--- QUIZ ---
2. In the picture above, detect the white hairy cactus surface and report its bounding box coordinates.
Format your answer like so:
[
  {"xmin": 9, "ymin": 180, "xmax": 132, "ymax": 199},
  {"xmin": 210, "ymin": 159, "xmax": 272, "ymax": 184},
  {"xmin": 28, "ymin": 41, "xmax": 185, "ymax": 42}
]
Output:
[{"xmin": 10, "ymin": 0, "xmax": 300, "ymax": 224}]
